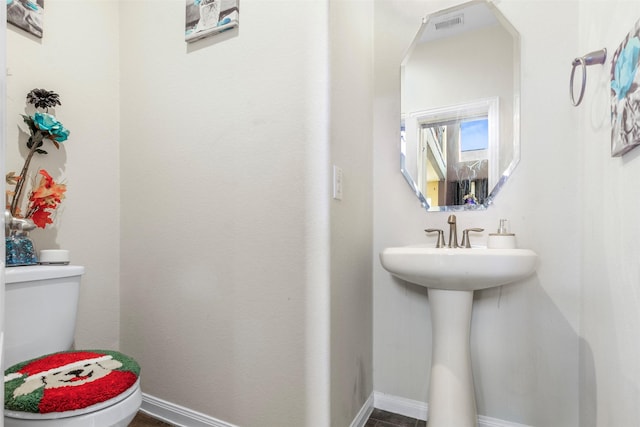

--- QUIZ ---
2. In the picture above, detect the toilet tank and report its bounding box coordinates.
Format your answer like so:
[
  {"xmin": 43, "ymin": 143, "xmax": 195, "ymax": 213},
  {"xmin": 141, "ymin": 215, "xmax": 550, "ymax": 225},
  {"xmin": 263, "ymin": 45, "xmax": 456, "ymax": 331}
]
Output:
[{"xmin": 4, "ymin": 265, "xmax": 85, "ymax": 367}]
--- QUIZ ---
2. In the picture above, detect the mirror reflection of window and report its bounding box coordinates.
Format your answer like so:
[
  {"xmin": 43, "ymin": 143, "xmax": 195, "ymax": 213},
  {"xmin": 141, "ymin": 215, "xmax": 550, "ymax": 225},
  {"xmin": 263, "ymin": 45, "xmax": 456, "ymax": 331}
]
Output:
[
  {"xmin": 421, "ymin": 124, "xmax": 448, "ymax": 207},
  {"xmin": 459, "ymin": 117, "xmax": 489, "ymax": 162},
  {"xmin": 460, "ymin": 118, "xmax": 488, "ymax": 152},
  {"xmin": 407, "ymin": 98, "xmax": 497, "ymax": 209},
  {"xmin": 421, "ymin": 118, "xmax": 489, "ymax": 207}
]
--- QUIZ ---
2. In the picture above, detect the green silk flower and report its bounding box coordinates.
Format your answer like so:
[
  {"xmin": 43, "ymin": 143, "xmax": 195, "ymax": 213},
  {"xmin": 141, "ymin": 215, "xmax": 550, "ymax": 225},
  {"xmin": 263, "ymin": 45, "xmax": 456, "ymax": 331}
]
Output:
[{"xmin": 33, "ymin": 112, "xmax": 70, "ymax": 143}]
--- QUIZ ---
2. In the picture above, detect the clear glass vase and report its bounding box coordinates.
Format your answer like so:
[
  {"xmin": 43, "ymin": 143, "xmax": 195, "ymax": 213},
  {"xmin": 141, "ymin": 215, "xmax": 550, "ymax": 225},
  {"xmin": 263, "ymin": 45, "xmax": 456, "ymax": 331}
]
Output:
[{"xmin": 6, "ymin": 231, "xmax": 38, "ymax": 266}]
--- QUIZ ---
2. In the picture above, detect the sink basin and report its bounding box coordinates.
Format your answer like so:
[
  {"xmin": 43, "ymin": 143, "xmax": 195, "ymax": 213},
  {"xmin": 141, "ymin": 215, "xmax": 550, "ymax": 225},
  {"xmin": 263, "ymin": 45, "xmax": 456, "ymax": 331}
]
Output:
[
  {"xmin": 380, "ymin": 245, "xmax": 537, "ymax": 291},
  {"xmin": 379, "ymin": 244, "xmax": 538, "ymax": 427}
]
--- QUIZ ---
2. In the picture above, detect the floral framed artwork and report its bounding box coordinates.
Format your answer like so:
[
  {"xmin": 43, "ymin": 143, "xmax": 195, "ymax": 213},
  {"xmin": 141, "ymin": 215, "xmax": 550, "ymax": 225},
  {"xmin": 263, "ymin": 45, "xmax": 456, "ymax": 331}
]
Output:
[
  {"xmin": 185, "ymin": 0, "xmax": 239, "ymax": 43},
  {"xmin": 610, "ymin": 18, "xmax": 640, "ymax": 157},
  {"xmin": 6, "ymin": 0, "xmax": 44, "ymax": 38}
]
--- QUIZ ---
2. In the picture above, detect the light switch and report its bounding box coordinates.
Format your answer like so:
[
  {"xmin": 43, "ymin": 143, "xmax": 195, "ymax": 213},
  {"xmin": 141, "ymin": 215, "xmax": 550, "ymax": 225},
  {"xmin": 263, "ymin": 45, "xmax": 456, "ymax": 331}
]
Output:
[{"xmin": 333, "ymin": 165, "xmax": 343, "ymax": 200}]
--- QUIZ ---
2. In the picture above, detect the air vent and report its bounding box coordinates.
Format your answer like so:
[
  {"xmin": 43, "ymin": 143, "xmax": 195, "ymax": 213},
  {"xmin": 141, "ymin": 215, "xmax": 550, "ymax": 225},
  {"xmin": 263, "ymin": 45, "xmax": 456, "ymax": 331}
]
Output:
[{"xmin": 434, "ymin": 14, "xmax": 464, "ymax": 30}]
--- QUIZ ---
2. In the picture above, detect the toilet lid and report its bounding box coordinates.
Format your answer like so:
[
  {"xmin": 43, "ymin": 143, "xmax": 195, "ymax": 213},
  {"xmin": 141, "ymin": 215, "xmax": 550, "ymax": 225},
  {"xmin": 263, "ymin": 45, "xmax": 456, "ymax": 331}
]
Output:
[{"xmin": 4, "ymin": 350, "xmax": 140, "ymax": 416}]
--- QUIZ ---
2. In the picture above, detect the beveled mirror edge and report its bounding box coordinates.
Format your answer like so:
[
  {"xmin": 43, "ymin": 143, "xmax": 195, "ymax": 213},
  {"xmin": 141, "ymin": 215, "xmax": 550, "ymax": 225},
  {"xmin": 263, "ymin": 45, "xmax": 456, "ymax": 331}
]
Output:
[{"xmin": 484, "ymin": 0, "xmax": 521, "ymax": 208}]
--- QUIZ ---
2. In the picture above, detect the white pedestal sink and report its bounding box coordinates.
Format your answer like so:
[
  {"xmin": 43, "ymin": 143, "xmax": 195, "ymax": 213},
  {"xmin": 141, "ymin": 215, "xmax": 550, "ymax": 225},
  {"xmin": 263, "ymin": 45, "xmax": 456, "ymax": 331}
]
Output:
[{"xmin": 380, "ymin": 245, "xmax": 537, "ymax": 427}]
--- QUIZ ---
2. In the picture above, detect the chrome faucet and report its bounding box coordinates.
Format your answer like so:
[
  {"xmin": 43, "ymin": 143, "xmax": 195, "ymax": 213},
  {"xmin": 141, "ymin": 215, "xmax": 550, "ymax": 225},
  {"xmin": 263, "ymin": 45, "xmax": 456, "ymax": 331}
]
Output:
[
  {"xmin": 424, "ymin": 228, "xmax": 445, "ymax": 248},
  {"xmin": 426, "ymin": 215, "xmax": 484, "ymax": 248},
  {"xmin": 447, "ymin": 214, "xmax": 458, "ymax": 248},
  {"xmin": 461, "ymin": 228, "xmax": 484, "ymax": 248}
]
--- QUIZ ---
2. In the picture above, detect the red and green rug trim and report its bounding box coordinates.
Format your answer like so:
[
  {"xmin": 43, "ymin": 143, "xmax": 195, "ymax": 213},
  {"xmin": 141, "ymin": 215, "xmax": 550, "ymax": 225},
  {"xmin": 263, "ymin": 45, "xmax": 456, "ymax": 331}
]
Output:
[{"xmin": 4, "ymin": 349, "xmax": 140, "ymax": 414}]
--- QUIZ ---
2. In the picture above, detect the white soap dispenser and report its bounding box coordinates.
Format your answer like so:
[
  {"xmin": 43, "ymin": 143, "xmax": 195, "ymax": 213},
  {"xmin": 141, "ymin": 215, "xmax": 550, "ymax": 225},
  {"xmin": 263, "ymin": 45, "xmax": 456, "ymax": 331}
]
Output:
[{"xmin": 487, "ymin": 219, "xmax": 517, "ymax": 249}]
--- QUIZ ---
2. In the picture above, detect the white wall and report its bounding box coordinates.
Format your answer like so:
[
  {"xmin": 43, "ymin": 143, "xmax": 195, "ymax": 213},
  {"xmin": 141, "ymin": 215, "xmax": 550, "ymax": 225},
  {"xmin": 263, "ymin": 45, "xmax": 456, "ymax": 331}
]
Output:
[
  {"xmin": 118, "ymin": 1, "xmax": 331, "ymax": 425},
  {"xmin": 373, "ymin": 1, "xmax": 582, "ymax": 425},
  {"xmin": 403, "ymin": 25, "xmax": 513, "ymax": 113},
  {"xmin": 577, "ymin": 1, "xmax": 640, "ymax": 426},
  {"xmin": 5, "ymin": 1, "xmax": 121, "ymax": 351},
  {"xmin": 329, "ymin": 0, "xmax": 374, "ymax": 425},
  {"xmin": 119, "ymin": 1, "xmax": 373, "ymax": 426}
]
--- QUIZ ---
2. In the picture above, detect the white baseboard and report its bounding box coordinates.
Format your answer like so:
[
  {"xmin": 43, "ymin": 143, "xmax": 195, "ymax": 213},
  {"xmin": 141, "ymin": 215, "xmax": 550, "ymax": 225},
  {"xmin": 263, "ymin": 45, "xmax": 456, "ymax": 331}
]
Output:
[
  {"xmin": 374, "ymin": 391, "xmax": 428, "ymax": 421},
  {"xmin": 372, "ymin": 391, "xmax": 533, "ymax": 427},
  {"xmin": 142, "ymin": 390, "xmax": 532, "ymax": 427},
  {"xmin": 349, "ymin": 393, "xmax": 374, "ymax": 427},
  {"xmin": 141, "ymin": 393, "xmax": 239, "ymax": 427},
  {"xmin": 477, "ymin": 416, "xmax": 534, "ymax": 427}
]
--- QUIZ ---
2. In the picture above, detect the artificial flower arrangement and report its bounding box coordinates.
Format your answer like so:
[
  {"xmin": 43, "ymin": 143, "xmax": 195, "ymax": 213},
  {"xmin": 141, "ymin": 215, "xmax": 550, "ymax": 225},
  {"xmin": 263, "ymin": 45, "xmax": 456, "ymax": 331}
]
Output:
[{"xmin": 6, "ymin": 89, "xmax": 70, "ymax": 229}]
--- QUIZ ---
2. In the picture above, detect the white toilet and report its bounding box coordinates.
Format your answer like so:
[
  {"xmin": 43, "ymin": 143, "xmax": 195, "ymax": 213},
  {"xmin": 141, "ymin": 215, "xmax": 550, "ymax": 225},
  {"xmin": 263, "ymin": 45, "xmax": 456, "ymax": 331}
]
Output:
[{"xmin": 4, "ymin": 265, "xmax": 142, "ymax": 427}]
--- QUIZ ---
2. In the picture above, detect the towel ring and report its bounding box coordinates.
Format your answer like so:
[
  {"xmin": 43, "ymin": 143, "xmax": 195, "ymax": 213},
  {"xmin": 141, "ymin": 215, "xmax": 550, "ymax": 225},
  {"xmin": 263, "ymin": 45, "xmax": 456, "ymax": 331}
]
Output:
[{"xmin": 570, "ymin": 48, "xmax": 607, "ymax": 106}]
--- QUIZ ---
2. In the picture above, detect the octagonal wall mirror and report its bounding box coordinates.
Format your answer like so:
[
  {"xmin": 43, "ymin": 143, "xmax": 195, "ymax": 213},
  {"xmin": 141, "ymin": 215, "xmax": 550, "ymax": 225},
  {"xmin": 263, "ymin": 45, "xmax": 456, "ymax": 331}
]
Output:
[{"xmin": 401, "ymin": 0, "xmax": 520, "ymax": 211}]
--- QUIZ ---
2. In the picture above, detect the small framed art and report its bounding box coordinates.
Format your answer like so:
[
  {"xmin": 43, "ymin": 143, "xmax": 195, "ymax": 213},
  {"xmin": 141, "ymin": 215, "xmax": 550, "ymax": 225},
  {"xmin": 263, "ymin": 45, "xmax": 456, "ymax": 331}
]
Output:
[
  {"xmin": 185, "ymin": 0, "xmax": 239, "ymax": 43},
  {"xmin": 7, "ymin": 0, "xmax": 44, "ymax": 38},
  {"xmin": 610, "ymin": 18, "xmax": 640, "ymax": 157}
]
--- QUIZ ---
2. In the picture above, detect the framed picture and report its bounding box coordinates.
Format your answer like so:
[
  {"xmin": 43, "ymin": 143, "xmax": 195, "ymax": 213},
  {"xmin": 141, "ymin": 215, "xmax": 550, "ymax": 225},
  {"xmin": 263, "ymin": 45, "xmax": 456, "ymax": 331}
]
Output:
[
  {"xmin": 7, "ymin": 0, "xmax": 44, "ymax": 38},
  {"xmin": 185, "ymin": 0, "xmax": 239, "ymax": 43},
  {"xmin": 610, "ymin": 18, "xmax": 640, "ymax": 157}
]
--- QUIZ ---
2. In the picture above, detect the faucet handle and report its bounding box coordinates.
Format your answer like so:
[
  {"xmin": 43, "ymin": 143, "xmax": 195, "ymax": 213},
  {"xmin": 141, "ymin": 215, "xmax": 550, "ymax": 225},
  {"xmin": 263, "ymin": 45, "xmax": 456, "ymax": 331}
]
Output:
[
  {"xmin": 461, "ymin": 228, "xmax": 484, "ymax": 248},
  {"xmin": 425, "ymin": 229, "xmax": 445, "ymax": 248}
]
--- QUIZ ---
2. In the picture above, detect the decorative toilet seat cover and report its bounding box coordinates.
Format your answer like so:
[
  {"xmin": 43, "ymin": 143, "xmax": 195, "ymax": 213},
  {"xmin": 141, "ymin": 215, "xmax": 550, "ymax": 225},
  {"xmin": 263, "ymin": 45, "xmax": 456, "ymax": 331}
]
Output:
[{"xmin": 4, "ymin": 350, "xmax": 140, "ymax": 415}]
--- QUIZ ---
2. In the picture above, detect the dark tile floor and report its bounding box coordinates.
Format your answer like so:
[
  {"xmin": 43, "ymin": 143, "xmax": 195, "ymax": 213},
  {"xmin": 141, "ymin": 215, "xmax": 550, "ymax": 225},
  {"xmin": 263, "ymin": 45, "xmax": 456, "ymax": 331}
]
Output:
[
  {"xmin": 130, "ymin": 408, "xmax": 424, "ymax": 427},
  {"xmin": 130, "ymin": 412, "xmax": 172, "ymax": 426},
  {"xmin": 365, "ymin": 409, "xmax": 426, "ymax": 427}
]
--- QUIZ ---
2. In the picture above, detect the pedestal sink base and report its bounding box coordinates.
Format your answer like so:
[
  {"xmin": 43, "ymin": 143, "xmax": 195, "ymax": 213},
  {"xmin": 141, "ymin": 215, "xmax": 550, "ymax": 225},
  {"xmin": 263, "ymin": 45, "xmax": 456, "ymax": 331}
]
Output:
[
  {"xmin": 427, "ymin": 289, "xmax": 477, "ymax": 427},
  {"xmin": 379, "ymin": 245, "xmax": 538, "ymax": 426}
]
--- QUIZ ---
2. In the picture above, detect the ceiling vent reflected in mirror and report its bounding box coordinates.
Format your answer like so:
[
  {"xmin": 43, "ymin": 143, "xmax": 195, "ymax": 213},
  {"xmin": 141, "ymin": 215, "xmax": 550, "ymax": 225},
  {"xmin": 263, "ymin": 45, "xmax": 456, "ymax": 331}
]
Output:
[{"xmin": 434, "ymin": 14, "xmax": 463, "ymax": 30}]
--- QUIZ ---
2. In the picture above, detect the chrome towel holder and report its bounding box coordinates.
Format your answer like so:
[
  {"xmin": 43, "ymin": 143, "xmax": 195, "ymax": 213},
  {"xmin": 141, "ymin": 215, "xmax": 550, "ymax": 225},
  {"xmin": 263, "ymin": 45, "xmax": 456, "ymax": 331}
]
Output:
[{"xmin": 570, "ymin": 48, "xmax": 607, "ymax": 106}]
